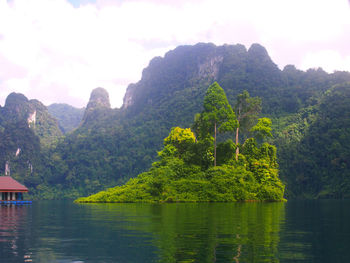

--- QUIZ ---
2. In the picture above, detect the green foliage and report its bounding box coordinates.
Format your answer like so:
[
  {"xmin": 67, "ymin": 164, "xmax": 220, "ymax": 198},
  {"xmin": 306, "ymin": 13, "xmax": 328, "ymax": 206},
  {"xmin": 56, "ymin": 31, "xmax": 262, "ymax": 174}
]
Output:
[
  {"xmin": 277, "ymin": 83, "xmax": 350, "ymax": 198},
  {"xmin": 202, "ymin": 82, "xmax": 237, "ymax": 130},
  {"xmin": 251, "ymin": 117, "xmax": 272, "ymax": 142},
  {"xmin": 2, "ymin": 43, "xmax": 350, "ymax": 200},
  {"xmin": 216, "ymin": 140, "xmax": 236, "ymax": 165},
  {"xmin": 232, "ymin": 90, "xmax": 262, "ymax": 160},
  {"xmin": 199, "ymin": 82, "xmax": 237, "ymax": 135},
  {"xmin": 186, "ymin": 137, "xmax": 214, "ymax": 169},
  {"xmin": 48, "ymin": 103, "xmax": 84, "ymax": 133},
  {"xmin": 76, "ymin": 146, "xmax": 284, "ymax": 203},
  {"xmin": 163, "ymin": 127, "xmax": 196, "ymax": 157},
  {"xmin": 235, "ymin": 90, "xmax": 262, "ymax": 134},
  {"xmin": 195, "ymin": 82, "xmax": 237, "ymax": 166},
  {"xmin": 45, "ymin": 44, "xmax": 350, "ymax": 199},
  {"xmin": 76, "ymin": 83, "xmax": 285, "ymax": 203},
  {"xmin": 31, "ymin": 100, "xmax": 63, "ymax": 147},
  {"xmin": 0, "ymin": 93, "xmax": 63, "ymax": 197}
]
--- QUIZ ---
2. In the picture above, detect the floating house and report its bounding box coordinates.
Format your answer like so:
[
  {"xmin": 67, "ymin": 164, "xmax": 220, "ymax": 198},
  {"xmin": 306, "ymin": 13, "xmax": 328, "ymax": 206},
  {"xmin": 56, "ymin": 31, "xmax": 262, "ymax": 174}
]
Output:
[{"xmin": 0, "ymin": 176, "xmax": 30, "ymax": 204}]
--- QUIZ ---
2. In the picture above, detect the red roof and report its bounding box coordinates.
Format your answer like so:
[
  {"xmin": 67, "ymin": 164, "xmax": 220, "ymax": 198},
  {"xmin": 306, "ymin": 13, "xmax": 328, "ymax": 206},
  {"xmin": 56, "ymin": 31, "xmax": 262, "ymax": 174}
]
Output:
[{"xmin": 0, "ymin": 176, "xmax": 28, "ymax": 192}]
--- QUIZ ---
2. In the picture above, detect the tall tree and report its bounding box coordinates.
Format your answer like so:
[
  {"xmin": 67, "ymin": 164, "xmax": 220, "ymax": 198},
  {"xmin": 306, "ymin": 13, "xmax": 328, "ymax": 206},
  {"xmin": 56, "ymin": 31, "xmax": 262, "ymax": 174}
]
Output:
[
  {"xmin": 199, "ymin": 82, "xmax": 237, "ymax": 166},
  {"xmin": 251, "ymin": 117, "xmax": 272, "ymax": 143},
  {"xmin": 234, "ymin": 91, "xmax": 261, "ymax": 160}
]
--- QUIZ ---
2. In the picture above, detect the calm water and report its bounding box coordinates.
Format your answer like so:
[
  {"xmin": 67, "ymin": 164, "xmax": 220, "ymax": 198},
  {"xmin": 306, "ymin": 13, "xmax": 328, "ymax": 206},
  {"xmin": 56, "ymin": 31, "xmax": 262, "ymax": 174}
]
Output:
[{"xmin": 0, "ymin": 200, "xmax": 350, "ymax": 263}]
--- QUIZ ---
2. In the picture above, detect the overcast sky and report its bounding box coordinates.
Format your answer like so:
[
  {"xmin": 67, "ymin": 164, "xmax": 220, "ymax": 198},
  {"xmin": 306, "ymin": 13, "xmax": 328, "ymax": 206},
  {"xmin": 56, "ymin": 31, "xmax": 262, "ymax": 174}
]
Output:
[{"xmin": 0, "ymin": 0, "xmax": 349, "ymax": 108}]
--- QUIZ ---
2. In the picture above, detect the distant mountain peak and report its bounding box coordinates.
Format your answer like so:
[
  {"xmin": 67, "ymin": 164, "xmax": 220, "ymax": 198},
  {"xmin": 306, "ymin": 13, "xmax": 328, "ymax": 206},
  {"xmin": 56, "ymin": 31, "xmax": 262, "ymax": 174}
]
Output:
[
  {"xmin": 3, "ymin": 92, "xmax": 32, "ymax": 121},
  {"xmin": 86, "ymin": 87, "xmax": 111, "ymax": 111},
  {"xmin": 5, "ymin": 92, "xmax": 29, "ymax": 107},
  {"xmin": 248, "ymin": 43, "xmax": 269, "ymax": 57},
  {"xmin": 247, "ymin": 43, "xmax": 277, "ymax": 66},
  {"xmin": 122, "ymin": 43, "xmax": 226, "ymax": 110},
  {"xmin": 83, "ymin": 87, "xmax": 112, "ymax": 123}
]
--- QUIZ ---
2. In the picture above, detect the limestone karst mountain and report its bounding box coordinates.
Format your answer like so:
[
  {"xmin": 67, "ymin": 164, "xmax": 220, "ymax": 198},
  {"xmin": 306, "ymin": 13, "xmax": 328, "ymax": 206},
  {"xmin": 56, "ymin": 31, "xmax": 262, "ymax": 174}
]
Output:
[
  {"xmin": 0, "ymin": 93, "xmax": 62, "ymax": 188},
  {"xmin": 2, "ymin": 42, "xmax": 350, "ymax": 199}
]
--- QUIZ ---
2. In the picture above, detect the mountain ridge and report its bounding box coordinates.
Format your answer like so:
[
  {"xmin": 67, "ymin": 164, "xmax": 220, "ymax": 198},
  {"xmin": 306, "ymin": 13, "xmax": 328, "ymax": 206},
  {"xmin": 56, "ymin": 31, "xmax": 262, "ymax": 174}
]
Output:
[{"xmin": 1, "ymin": 42, "xmax": 350, "ymax": 199}]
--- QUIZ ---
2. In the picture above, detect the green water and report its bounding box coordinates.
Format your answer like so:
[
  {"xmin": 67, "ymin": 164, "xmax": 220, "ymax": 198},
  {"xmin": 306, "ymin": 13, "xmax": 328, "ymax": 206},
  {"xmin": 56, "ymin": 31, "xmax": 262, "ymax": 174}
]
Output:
[{"xmin": 0, "ymin": 200, "xmax": 349, "ymax": 262}]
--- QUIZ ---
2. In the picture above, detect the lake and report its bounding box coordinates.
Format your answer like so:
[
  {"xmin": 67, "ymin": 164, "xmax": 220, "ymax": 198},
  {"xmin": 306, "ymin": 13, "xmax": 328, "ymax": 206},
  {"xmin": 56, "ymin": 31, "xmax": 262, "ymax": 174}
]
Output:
[{"xmin": 1, "ymin": 200, "xmax": 350, "ymax": 262}]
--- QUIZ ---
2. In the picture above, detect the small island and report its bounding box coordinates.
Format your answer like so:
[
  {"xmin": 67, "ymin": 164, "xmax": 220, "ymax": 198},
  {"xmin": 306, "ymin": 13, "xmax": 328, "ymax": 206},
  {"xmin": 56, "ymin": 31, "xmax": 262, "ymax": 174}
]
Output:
[{"xmin": 76, "ymin": 82, "xmax": 285, "ymax": 203}]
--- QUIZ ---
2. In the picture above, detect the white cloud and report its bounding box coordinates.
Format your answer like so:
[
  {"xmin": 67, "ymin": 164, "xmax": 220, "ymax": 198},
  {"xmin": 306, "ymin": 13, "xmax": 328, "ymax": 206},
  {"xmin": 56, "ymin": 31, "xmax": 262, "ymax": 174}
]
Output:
[
  {"xmin": 0, "ymin": 0, "xmax": 349, "ymax": 108},
  {"xmin": 301, "ymin": 50, "xmax": 350, "ymax": 72}
]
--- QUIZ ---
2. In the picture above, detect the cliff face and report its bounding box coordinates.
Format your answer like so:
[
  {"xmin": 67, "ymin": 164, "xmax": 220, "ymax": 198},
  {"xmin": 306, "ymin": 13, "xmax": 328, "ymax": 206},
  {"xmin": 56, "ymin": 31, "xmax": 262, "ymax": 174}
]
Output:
[
  {"xmin": 121, "ymin": 43, "xmax": 281, "ymax": 114},
  {"xmin": 122, "ymin": 43, "xmax": 227, "ymax": 110},
  {"xmin": 1, "ymin": 93, "xmax": 62, "ymax": 145},
  {"xmin": 197, "ymin": 53, "xmax": 223, "ymax": 80},
  {"xmin": 3, "ymin": 92, "xmax": 32, "ymax": 122},
  {"xmin": 122, "ymin": 84, "xmax": 136, "ymax": 109},
  {"xmin": 86, "ymin": 87, "xmax": 111, "ymax": 110},
  {"xmin": 29, "ymin": 99, "xmax": 63, "ymax": 146}
]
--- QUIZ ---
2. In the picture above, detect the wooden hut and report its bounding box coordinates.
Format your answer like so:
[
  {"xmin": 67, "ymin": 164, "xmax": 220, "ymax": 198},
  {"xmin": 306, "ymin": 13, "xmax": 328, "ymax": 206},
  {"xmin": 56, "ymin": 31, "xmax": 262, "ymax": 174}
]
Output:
[{"xmin": 0, "ymin": 176, "xmax": 28, "ymax": 202}]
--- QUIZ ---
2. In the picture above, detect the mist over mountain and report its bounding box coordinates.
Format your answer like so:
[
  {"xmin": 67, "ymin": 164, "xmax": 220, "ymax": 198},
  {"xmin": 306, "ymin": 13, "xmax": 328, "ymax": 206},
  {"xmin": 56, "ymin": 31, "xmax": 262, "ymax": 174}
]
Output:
[{"xmin": 1, "ymin": 42, "xmax": 350, "ymax": 199}]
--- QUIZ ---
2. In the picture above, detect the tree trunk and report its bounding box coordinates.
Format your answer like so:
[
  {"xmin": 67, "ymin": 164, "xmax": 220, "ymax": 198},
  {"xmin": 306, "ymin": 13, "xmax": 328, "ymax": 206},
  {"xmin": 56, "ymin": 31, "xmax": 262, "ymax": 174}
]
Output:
[
  {"xmin": 214, "ymin": 121, "xmax": 217, "ymax": 166},
  {"xmin": 235, "ymin": 107, "xmax": 241, "ymax": 161},
  {"xmin": 235, "ymin": 127, "xmax": 239, "ymax": 161}
]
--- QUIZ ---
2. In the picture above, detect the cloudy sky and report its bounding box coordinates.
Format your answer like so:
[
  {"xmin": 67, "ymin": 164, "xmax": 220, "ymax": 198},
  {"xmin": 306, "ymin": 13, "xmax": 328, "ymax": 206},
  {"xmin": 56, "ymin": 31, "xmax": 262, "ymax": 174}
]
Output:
[{"xmin": 0, "ymin": 0, "xmax": 349, "ymax": 108}]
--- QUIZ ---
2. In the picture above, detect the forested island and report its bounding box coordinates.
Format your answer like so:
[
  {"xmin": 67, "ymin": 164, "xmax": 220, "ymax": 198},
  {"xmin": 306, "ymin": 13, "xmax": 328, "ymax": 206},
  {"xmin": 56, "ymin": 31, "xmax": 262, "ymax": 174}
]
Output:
[{"xmin": 76, "ymin": 82, "xmax": 285, "ymax": 202}]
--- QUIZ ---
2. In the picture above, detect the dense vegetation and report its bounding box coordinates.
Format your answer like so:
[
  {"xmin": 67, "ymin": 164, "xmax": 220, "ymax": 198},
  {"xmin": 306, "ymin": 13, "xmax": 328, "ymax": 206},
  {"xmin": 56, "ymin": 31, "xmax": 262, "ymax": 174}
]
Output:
[
  {"xmin": 76, "ymin": 82, "xmax": 285, "ymax": 202},
  {"xmin": 1, "ymin": 43, "xmax": 350, "ymax": 199},
  {"xmin": 48, "ymin": 103, "xmax": 84, "ymax": 133},
  {"xmin": 0, "ymin": 93, "xmax": 63, "ymax": 193},
  {"xmin": 277, "ymin": 83, "xmax": 350, "ymax": 198}
]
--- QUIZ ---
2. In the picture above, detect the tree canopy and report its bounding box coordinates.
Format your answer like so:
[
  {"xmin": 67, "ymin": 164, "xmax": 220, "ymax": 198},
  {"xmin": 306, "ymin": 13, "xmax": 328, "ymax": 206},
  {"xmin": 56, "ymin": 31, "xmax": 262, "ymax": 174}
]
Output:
[
  {"xmin": 196, "ymin": 82, "xmax": 237, "ymax": 166},
  {"xmin": 76, "ymin": 82, "xmax": 285, "ymax": 203},
  {"xmin": 234, "ymin": 90, "xmax": 261, "ymax": 159},
  {"xmin": 3, "ymin": 43, "xmax": 350, "ymax": 200}
]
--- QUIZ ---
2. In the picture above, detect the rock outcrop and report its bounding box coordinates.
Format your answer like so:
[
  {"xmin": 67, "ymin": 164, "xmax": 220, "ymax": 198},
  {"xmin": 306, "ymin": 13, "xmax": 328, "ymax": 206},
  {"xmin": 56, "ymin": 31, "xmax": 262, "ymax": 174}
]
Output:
[{"xmin": 82, "ymin": 87, "xmax": 112, "ymax": 123}]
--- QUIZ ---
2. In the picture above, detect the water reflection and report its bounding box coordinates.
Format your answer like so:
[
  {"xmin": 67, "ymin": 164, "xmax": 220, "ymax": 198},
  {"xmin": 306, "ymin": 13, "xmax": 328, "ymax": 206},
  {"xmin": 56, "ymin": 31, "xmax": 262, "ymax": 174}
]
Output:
[
  {"xmin": 82, "ymin": 202, "xmax": 286, "ymax": 262},
  {"xmin": 0, "ymin": 205, "xmax": 33, "ymax": 262},
  {"xmin": 0, "ymin": 202, "xmax": 286, "ymax": 262},
  {"xmin": 2, "ymin": 200, "xmax": 350, "ymax": 262},
  {"xmin": 1, "ymin": 201, "xmax": 286, "ymax": 262},
  {"xmin": 278, "ymin": 200, "xmax": 350, "ymax": 263}
]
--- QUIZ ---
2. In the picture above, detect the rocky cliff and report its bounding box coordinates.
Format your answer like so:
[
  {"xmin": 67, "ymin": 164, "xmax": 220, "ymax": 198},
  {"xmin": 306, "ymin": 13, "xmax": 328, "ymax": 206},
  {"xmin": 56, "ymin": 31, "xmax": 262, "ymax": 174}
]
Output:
[{"xmin": 82, "ymin": 87, "xmax": 112, "ymax": 124}]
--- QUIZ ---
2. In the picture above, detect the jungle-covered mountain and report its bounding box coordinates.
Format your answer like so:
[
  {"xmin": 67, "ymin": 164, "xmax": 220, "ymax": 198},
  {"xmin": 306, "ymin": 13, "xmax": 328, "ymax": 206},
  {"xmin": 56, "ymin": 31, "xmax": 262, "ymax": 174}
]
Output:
[
  {"xmin": 0, "ymin": 92, "xmax": 62, "ymax": 189},
  {"xmin": 48, "ymin": 103, "xmax": 84, "ymax": 133},
  {"xmin": 1, "ymin": 42, "xmax": 350, "ymax": 199}
]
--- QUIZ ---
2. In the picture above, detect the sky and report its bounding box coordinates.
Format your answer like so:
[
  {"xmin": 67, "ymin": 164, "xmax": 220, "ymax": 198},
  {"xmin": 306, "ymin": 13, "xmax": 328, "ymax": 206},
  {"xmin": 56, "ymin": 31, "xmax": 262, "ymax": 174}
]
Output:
[{"xmin": 0, "ymin": 0, "xmax": 350, "ymax": 108}]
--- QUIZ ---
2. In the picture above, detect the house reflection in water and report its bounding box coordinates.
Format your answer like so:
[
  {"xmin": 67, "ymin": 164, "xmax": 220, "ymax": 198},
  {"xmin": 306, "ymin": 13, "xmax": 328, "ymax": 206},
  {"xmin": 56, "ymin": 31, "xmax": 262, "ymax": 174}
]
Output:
[{"xmin": 0, "ymin": 204, "xmax": 32, "ymax": 262}]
